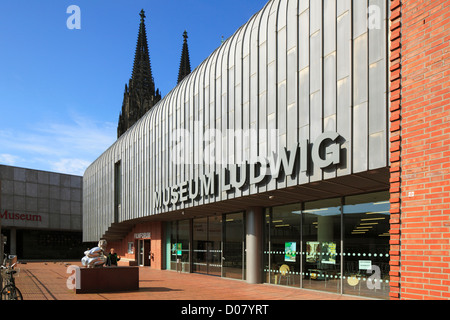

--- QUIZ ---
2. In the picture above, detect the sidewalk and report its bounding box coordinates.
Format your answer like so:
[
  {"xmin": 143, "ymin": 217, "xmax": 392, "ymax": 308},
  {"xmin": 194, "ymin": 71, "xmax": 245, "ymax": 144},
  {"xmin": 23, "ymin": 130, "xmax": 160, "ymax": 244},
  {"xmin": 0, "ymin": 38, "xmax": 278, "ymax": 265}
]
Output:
[{"xmin": 12, "ymin": 261, "xmax": 368, "ymax": 301}]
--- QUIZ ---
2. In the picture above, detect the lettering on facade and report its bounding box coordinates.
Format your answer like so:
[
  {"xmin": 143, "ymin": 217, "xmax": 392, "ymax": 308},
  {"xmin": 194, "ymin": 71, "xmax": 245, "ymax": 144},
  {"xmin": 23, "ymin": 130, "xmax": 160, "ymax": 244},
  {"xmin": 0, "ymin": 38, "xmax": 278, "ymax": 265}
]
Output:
[
  {"xmin": 1, "ymin": 210, "xmax": 42, "ymax": 222},
  {"xmin": 154, "ymin": 132, "xmax": 343, "ymax": 209},
  {"xmin": 134, "ymin": 232, "xmax": 151, "ymax": 239}
]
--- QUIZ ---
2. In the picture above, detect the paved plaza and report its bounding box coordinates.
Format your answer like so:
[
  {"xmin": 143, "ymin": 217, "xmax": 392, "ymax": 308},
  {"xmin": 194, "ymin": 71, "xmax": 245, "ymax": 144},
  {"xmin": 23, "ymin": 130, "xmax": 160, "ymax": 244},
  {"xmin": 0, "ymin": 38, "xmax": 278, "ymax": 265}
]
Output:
[{"xmin": 12, "ymin": 261, "xmax": 366, "ymax": 301}]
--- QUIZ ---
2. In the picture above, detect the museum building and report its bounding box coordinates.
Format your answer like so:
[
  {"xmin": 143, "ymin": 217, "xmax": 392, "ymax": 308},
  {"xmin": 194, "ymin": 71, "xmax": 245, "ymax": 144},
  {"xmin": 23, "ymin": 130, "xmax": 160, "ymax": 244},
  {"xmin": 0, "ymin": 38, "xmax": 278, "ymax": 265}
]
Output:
[
  {"xmin": 83, "ymin": 0, "xmax": 450, "ymax": 300},
  {"xmin": 0, "ymin": 165, "xmax": 87, "ymax": 259}
]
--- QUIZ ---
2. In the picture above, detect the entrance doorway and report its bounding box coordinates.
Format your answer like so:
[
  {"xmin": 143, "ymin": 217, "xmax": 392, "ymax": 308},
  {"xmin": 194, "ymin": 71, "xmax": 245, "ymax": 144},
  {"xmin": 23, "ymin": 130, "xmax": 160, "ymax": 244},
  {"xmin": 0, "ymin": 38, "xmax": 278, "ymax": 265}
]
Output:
[
  {"xmin": 137, "ymin": 239, "xmax": 151, "ymax": 267},
  {"xmin": 192, "ymin": 216, "xmax": 221, "ymax": 276},
  {"xmin": 170, "ymin": 213, "xmax": 245, "ymax": 278}
]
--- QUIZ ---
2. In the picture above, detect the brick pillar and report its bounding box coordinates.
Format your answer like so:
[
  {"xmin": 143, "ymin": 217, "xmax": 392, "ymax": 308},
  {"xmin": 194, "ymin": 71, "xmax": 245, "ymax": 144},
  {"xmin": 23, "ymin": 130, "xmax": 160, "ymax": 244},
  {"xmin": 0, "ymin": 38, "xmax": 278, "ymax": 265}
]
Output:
[
  {"xmin": 393, "ymin": 0, "xmax": 450, "ymax": 300},
  {"xmin": 389, "ymin": 0, "xmax": 402, "ymax": 300}
]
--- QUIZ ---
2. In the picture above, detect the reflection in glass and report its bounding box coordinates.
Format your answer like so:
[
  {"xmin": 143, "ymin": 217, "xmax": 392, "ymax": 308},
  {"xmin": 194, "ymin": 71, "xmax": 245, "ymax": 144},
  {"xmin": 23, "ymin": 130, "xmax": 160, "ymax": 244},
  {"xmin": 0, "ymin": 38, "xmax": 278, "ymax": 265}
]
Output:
[
  {"xmin": 302, "ymin": 198, "xmax": 341, "ymax": 294},
  {"xmin": 223, "ymin": 212, "xmax": 245, "ymax": 280},
  {"xmin": 179, "ymin": 219, "xmax": 190, "ymax": 272},
  {"xmin": 265, "ymin": 204, "xmax": 301, "ymax": 287},
  {"xmin": 264, "ymin": 209, "xmax": 271, "ymax": 283},
  {"xmin": 193, "ymin": 216, "xmax": 222, "ymax": 276},
  {"xmin": 263, "ymin": 192, "xmax": 390, "ymax": 299},
  {"xmin": 170, "ymin": 221, "xmax": 177, "ymax": 270},
  {"xmin": 208, "ymin": 216, "xmax": 222, "ymax": 276},
  {"xmin": 170, "ymin": 219, "xmax": 190, "ymax": 272},
  {"xmin": 343, "ymin": 192, "xmax": 390, "ymax": 299},
  {"xmin": 193, "ymin": 217, "xmax": 208, "ymax": 274}
]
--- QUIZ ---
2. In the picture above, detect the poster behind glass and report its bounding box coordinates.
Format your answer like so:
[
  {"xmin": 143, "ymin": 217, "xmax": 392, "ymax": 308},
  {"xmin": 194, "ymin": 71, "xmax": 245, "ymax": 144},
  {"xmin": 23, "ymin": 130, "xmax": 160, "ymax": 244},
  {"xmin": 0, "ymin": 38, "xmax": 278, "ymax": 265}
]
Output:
[{"xmin": 306, "ymin": 241, "xmax": 336, "ymax": 264}]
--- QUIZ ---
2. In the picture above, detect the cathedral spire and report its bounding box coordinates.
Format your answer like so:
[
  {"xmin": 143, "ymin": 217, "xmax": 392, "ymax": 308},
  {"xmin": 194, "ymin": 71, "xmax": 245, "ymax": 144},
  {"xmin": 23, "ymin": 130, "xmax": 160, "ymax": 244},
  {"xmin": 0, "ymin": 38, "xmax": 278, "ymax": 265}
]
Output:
[
  {"xmin": 117, "ymin": 9, "xmax": 161, "ymax": 138},
  {"xmin": 177, "ymin": 30, "xmax": 192, "ymax": 84},
  {"xmin": 131, "ymin": 9, "xmax": 155, "ymax": 96}
]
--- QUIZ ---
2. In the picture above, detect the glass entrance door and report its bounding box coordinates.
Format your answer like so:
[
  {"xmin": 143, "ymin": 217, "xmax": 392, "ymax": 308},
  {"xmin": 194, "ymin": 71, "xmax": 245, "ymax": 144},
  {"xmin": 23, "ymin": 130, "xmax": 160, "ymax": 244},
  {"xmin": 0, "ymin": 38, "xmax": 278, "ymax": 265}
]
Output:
[
  {"xmin": 138, "ymin": 239, "xmax": 144, "ymax": 266},
  {"xmin": 193, "ymin": 216, "xmax": 222, "ymax": 276},
  {"xmin": 208, "ymin": 216, "xmax": 222, "ymax": 276},
  {"xmin": 138, "ymin": 239, "xmax": 151, "ymax": 266},
  {"xmin": 223, "ymin": 212, "xmax": 245, "ymax": 280},
  {"xmin": 193, "ymin": 217, "xmax": 207, "ymax": 274}
]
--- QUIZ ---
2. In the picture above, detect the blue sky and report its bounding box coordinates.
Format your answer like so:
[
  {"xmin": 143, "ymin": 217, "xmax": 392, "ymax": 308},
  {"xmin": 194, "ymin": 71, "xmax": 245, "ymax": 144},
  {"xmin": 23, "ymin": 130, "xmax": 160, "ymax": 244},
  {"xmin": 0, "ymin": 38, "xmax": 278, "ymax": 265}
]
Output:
[{"xmin": 0, "ymin": 0, "xmax": 267, "ymax": 176}]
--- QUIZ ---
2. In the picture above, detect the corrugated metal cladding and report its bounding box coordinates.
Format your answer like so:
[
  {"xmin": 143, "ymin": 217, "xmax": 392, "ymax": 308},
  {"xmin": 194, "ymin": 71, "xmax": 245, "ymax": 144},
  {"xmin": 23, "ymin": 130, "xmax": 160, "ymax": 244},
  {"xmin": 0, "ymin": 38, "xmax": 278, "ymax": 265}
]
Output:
[{"xmin": 83, "ymin": 0, "xmax": 389, "ymax": 241}]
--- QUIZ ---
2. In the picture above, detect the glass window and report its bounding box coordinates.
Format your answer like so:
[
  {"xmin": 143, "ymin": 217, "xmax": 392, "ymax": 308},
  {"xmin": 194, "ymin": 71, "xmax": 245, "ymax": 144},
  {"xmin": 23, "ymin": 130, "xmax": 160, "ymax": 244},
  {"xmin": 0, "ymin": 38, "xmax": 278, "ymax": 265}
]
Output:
[
  {"xmin": 169, "ymin": 220, "xmax": 190, "ymax": 273},
  {"xmin": 178, "ymin": 219, "xmax": 191, "ymax": 273},
  {"xmin": 193, "ymin": 216, "xmax": 222, "ymax": 276},
  {"xmin": 264, "ymin": 208, "xmax": 271, "ymax": 283},
  {"xmin": 193, "ymin": 217, "xmax": 208, "ymax": 274},
  {"xmin": 19, "ymin": 230, "xmax": 86, "ymax": 259},
  {"xmin": 114, "ymin": 161, "xmax": 121, "ymax": 223},
  {"xmin": 263, "ymin": 192, "xmax": 389, "ymax": 299},
  {"xmin": 170, "ymin": 221, "xmax": 177, "ymax": 270},
  {"xmin": 265, "ymin": 203, "xmax": 301, "ymax": 287},
  {"xmin": 128, "ymin": 242, "xmax": 134, "ymax": 254},
  {"xmin": 302, "ymin": 198, "xmax": 341, "ymax": 294},
  {"xmin": 208, "ymin": 216, "xmax": 222, "ymax": 276},
  {"xmin": 223, "ymin": 212, "xmax": 245, "ymax": 280},
  {"xmin": 343, "ymin": 192, "xmax": 390, "ymax": 299}
]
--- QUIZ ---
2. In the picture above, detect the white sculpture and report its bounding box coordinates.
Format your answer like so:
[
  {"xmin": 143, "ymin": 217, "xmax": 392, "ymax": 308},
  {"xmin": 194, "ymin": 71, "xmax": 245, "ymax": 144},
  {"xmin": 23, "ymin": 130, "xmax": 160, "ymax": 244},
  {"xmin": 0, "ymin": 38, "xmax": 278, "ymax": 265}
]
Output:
[{"xmin": 81, "ymin": 239, "xmax": 107, "ymax": 268}]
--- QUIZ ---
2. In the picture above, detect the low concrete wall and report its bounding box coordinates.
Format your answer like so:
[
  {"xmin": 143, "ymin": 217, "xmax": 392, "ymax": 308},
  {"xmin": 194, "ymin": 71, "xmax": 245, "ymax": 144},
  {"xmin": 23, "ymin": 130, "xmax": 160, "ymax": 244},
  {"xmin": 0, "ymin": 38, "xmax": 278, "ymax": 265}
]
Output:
[{"xmin": 118, "ymin": 258, "xmax": 138, "ymax": 266}]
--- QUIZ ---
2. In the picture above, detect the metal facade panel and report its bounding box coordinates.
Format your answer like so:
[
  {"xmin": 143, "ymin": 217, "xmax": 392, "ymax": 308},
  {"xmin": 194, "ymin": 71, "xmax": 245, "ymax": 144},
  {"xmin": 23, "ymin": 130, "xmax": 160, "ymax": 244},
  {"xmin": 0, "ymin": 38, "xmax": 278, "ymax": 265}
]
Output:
[
  {"xmin": 368, "ymin": 0, "xmax": 388, "ymax": 170},
  {"xmin": 249, "ymin": 13, "xmax": 261, "ymax": 194},
  {"xmin": 83, "ymin": 0, "xmax": 389, "ymax": 241},
  {"xmin": 286, "ymin": 0, "xmax": 298, "ymax": 189},
  {"xmin": 298, "ymin": 1, "xmax": 310, "ymax": 186},
  {"xmin": 277, "ymin": 1, "xmax": 288, "ymax": 190},
  {"xmin": 336, "ymin": 6, "xmax": 352, "ymax": 177}
]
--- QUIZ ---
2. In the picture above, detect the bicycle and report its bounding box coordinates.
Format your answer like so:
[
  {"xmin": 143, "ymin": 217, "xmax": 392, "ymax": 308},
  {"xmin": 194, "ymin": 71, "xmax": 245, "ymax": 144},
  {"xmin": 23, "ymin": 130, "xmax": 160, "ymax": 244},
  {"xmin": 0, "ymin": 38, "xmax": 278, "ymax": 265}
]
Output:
[{"xmin": 1, "ymin": 255, "xmax": 23, "ymax": 300}]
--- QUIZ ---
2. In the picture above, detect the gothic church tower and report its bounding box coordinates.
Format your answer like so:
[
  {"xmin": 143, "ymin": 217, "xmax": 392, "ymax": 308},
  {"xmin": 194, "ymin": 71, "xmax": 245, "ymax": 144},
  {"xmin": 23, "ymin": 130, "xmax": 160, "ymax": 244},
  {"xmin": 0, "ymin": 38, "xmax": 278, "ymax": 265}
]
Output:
[
  {"xmin": 117, "ymin": 10, "xmax": 192, "ymax": 138},
  {"xmin": 118, "ymin": 10, "xmax": 161, "ymax": 138},
  {"xmin": 177, "ymin": 31, "xmax": 192, "ymax": 84}
]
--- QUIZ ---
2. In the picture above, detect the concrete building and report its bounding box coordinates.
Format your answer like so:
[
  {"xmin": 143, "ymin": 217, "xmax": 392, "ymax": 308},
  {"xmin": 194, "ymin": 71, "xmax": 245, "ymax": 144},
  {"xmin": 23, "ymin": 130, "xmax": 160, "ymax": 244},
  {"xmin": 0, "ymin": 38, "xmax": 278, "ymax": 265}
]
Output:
[{"xmin": 0, "ymin": 165, "xmax": 86, "ymax": 259}]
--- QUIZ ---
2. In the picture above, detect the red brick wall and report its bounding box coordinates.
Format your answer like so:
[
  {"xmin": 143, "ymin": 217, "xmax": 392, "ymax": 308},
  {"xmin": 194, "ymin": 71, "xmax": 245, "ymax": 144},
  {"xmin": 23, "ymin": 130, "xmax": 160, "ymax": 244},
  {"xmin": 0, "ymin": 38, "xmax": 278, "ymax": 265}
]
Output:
[
  {"xmin": 389, "ymin": 0, "xmax": 402, "ymax": 300},
  {"xmin": 390, "ymin": 0, "xmax": 450, "ymax": 300},
  {"xmin": 107, "ymin": 221, "xmax": 165, "ymax": 270}
]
